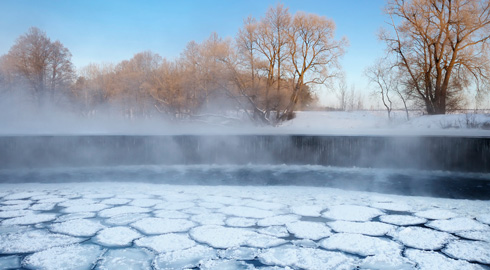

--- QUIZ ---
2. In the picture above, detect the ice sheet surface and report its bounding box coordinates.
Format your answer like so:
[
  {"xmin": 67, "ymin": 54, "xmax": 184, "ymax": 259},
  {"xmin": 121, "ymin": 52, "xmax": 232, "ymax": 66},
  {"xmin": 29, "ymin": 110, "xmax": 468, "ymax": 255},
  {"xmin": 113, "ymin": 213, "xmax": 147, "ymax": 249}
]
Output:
[{"xmin": 0, "ymin": 182, "xmax": 489, "ymax": 269}]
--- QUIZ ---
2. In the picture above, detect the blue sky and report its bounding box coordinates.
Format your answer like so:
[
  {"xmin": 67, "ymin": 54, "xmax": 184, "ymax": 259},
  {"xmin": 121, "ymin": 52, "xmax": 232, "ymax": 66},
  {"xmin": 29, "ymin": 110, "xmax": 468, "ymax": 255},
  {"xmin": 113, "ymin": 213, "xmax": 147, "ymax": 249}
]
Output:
[{"xmin": 0, "ymin": 0, "xmax": 388, "ymax": 107}]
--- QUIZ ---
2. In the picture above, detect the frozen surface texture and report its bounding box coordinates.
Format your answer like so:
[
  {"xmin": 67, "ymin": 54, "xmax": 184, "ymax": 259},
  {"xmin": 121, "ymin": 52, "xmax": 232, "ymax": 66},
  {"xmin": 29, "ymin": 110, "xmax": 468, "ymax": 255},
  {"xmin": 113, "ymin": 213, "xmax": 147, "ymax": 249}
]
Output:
[
  {"xmin": 0, "ymin": 182, "xmax": 489, "ymax": 269},
  {"xmin": 23, "ymin": 244, "xmax": 103, "ymax": 270}
]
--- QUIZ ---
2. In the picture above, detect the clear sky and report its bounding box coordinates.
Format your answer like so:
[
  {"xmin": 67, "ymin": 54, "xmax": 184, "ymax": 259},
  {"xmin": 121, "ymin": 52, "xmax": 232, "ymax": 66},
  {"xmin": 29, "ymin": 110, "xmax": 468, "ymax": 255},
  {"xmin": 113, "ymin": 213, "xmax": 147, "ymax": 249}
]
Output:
[{"xmin": 0, "ymin": 0, "xmax": 388, "ymax": 107}]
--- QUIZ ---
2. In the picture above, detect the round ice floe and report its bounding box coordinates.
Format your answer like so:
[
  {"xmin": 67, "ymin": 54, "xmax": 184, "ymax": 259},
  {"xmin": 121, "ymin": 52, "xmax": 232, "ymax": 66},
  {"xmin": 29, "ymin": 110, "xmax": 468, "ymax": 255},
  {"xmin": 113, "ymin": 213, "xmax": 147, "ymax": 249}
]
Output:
[
  {"xmin": 389, "ymin": 227, "xmax": 456, "ymax": 250},
  {"xmin": 58, "ymin": 198, "xmax": 98, "ymax": 208},
  {"xmin": 0, "ymin": 255, "xmax": 20, "ymax": 269},
  {"xmin": 289, "ymin": 205, "xmax": 324, "ymax": 217},
  {"xmin": 23, "ymin": 244, "xmax": 103, "ymax": 270},
  {"xmin": 129, "ymin": 198, "xmax": 161, "ymax": 207},
  {"xmin": 320, "ymin": 233, "xmax": 401, "ymax": 257},
  {"xmin": 1, "ymin": 213, "xmax": 57, "ymax": 226},
  {"xmin": 291, "ymin": 239, "xmax": 318, "ymax": 248},
  {"xmin": 93, "ymin": 227, "xmax": 142, "ymax": 247},
  {"xmin": 183, "ymin": 207, "xmax": 213, "ymax": 215},
  {"xmin": 62, "ymin": 203, "xmax": 109, "ymax": 213},
  {"xmin": 35, "ymin": 197, "xmax": 67, "ymax": 204},
  {"xmin": 100, "ymin": 198, "xmax": 130, "ymax": 205},
  {"xmin": 198, "ymin": 202, "xmax": 225, "ymax": 209},
  {"xmin": 405, "ymin": 249, "xmax": 485, "ymax": 270},
  {"xmin": 257, "ymin": 215, "xmax": 301, "ymax": 227},
  {"xmin": 322, "ymin": 205, "xmax": 383, "ymax": 221},
  {"xmin": 456, "ymin": 230, "xmax": 490, "ymax": 242},
  {"xmin": 153, "ymin": 201, "xmax": 195, "ymax": 210},
  {"xmin": 443, "ymin": 240, "xmax": 490, "ymax": 264},
  {"xmin": 190, "ymin": 225, "xmax": 285, "ymax": 249},
  {"xmin": 360, "ymin": 253, "xmax": 415, "ymax": 270},
  {"xmin": 414, "ymin": 209, "xmax": 458, "ymax": 220},
  {"xmin": 98, "ymin": 206, "xmax": 151, "ymax": 218},
  {"xmin": 0, "ymin": 209, "xmax": 35, "ymax": 219},
  {"xmin": 220, "ymin": 206, "xmax": 275, "ymax": 218},
  {"xmin": 257, "ymin": 226, "xmax": 290, "ymax": 238},
  {"xmin": 49, "ymin": 219, "xmax": 105, "ymax": 237},
  {"xmin": 258, "ymin": 245, "xmax": 356, "ymax": 270},
  {"xmin": 379, "ymin": 214, "xmax": 427, "ymax": 226},
  {"xmin": 191, "ymin": 213, "xmax": 226, "ymax": 225},
  {"xmin": 244, "ymin": 200, "xmax": 285, "ymax": 211},
  {"xmin": 328, "ymin": 221, "xmax": 396, "ymax": 236},
  {"xmin": 426, "ymin": 217, "xmax": 490, "ymax": 233},
  {"xmin": 30, "ymin": 203, "xmax": 55, "ymax": 211},
  {"xmin": 135, "ymin": 234, "xmax": 197, "ymax": 253},
  {"xmin": 153, "ymin": 245, "xmax": 217, "ymax": 270},
  {"xmin": 0, "ymin": 229, "xmax": 83, "ymax": 254},
  {"xmin": 200, "ymin": 259, "xmax": 255, "ymax": 270},
  {"xmin": 96, "ymin": 248, "xmax": 153, "ymax": 270},
  {"xmin": 371, "ymin": 202, "xmax": 412, "ymax": 212},
  {"xmin": 225, "ymin": 217, "xmax": 257, "ymax": 227},
  {"xmin": 54, "ymin": 212, "xmax": 96, "ymax": 223},
  {"xmin": 201, "ymin": 195, "xmax": 241, "ymax": 205},
  {"xmin": 476, "ymin": 214, "xmax": 490, "ymax": 225},
  {"xmin": 153, "ymin": 209, "xmax": 190, "ymax": 219},
  {"xmin": 103, "ymin": 213, "xmax": 150, "ymax": 226},
  {"xmin": 218, "ymin": 247, "xmax": 260, "ymax": 260},
  {"xmin": 131, "ymin": 217, "xmax": 196, "ymax": 234},
  {"xmin": 286, "ymin": 221, "xmax": 332, "ymax": 240}
]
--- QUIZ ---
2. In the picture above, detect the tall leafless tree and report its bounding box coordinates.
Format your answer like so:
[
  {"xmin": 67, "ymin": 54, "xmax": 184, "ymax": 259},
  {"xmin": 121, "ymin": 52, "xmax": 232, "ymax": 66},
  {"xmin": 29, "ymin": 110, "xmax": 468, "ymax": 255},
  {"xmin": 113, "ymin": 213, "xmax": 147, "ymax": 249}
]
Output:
[{"xmin": 382, "ymin": 0, "xmax": 490, "ymax": 114}]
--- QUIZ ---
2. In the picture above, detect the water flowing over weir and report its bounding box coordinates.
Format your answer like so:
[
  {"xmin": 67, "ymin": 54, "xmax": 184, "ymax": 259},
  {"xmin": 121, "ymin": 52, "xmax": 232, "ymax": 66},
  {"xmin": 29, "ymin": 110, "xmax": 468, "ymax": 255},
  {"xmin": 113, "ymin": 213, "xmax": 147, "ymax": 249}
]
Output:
[{"xmin": 0, "ymin": 135, "xmax": 489, "ymax": 172}]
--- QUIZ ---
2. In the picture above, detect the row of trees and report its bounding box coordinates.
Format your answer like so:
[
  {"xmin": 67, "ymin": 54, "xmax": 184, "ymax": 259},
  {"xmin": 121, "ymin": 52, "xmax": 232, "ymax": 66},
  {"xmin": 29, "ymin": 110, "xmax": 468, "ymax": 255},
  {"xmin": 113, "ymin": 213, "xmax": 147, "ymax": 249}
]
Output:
[
  {"xmin": 0, "ymin": 5, "xmax": 345, "ymax": 125},
  {"xmin": 1, "ymin": 1, "xmax": 489, "ymax": 125}
]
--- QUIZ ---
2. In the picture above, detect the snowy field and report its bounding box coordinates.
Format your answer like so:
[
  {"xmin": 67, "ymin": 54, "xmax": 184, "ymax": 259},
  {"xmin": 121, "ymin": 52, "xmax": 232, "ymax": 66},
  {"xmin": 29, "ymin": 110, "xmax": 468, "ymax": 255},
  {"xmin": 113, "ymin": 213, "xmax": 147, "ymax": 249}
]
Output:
[
  {"xmin": 1, "ymin": 111, "xmax": 489, "ymax": 136},
  {"xmin": 0, "ymin": 182, "xmax": 489, "ymax": 270}
]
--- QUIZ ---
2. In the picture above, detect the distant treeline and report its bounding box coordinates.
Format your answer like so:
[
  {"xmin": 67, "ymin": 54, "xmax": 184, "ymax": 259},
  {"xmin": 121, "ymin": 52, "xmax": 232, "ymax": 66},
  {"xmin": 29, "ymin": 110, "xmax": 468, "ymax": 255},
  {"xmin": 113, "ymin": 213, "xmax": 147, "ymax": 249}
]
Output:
[{"xmin": 0, "ymin": 5, "xmax": 347, "ymax": 125}]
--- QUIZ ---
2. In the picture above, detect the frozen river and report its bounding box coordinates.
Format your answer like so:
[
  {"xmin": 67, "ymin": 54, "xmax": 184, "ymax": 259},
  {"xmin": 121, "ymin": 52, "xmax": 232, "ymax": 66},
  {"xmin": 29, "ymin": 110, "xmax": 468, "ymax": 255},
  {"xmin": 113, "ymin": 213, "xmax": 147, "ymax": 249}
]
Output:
[{"xmin": 0, "ymin": 167, "xmax": 489, "ymax": 270}]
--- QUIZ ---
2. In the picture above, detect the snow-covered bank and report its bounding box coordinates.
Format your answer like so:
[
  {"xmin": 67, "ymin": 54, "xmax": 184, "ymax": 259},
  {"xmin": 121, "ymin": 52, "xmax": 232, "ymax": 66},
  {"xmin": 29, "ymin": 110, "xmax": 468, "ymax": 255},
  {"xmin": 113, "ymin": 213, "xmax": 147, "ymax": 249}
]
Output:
[
  {"xmin": 278, "ymin": 111, "xmax": 490, "ymax": 137},
  {"xmin": 0, "ymin": 182, "xmax": 489, "ymax": 269},
  {"xmin": 1, "ymin": 111, "xmax": 489, "ymax": 136}
]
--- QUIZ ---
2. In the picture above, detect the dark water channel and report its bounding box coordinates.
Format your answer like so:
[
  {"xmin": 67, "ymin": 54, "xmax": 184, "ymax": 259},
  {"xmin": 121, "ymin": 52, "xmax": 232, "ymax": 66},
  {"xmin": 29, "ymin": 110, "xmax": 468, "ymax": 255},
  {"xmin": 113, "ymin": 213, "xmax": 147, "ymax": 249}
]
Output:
[{"xmin": 0, "ymin": 135, "xmax": 489, "ymax": 200}]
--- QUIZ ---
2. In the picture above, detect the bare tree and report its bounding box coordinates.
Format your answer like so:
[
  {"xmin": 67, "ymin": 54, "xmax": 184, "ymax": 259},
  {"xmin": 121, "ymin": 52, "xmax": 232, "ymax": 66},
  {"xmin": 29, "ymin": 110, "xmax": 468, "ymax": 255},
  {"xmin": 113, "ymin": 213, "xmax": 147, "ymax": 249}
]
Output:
[
  {"xmin": 366, "ymin": 59, "xmax": 411, "ymax": 120},
  {"xmin": 5, "ymin": 27, "xmax": 75, "ymax": 104},
  {"xmin": 366, "ymin": 60, "xmax": 395, "ymax": 119},
  {"xmin": 332, "ymin": 74, "xmax": 348, "ymax": 111},
  {"xmin": 382, "ymin": 0, "xmax": 490, "ymax": 114},
  {"xmin": 279, "ymin": 11, "xmax": 347, "ymax": 121},
  {"xmin": 234, "ymin": 5, "xmax": 347, "ymax": 125}
]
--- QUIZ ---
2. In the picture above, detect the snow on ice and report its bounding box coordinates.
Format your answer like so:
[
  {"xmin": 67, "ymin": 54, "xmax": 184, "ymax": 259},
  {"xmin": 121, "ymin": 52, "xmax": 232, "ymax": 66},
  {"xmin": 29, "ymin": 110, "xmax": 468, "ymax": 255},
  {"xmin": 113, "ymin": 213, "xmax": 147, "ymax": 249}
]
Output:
[
  {"xmin": 93, "ymin": 226, "xmax": 142, "ymax": 247},
  {"xmin": 134, "ymin": 233, "xmax": 197, "ymax": 253},
  {"xmin": 322, "ymin": 205, "xmax": 384, "ymax": 221},
  {"xmin": 389, "ymin": 226, "xmax": 456, "ymax": 250},
  {"xmin": 0, "ymin": 182, "xmax": 489, "ymax": 269},
  {"xmin": 130, "ymin": 217, "xmax": 196, "ymax": 234},
  {"xmin": 23, "ymin": 244, "xmax": 103, "ymax": 270}
]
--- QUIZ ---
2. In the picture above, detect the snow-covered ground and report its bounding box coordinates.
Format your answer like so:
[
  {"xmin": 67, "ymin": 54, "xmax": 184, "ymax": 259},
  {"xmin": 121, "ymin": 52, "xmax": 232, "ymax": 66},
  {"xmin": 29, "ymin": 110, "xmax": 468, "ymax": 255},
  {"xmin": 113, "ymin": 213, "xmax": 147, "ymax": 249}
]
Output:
[
  {"xmin": 1, "ymin": 110, "xmax": 489, "ymax": 136},
  {"xmin": 277, "ymin": 111, "xmax": 490, "ymax": 137},
  {"xmin": 0, "ymin": 182, "xmax": 489, "ymax": 270}
]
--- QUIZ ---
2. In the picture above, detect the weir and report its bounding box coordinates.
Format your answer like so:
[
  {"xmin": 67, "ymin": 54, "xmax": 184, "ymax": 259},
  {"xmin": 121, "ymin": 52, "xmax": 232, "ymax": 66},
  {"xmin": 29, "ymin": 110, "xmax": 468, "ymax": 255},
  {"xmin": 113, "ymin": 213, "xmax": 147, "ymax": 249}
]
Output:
[{"xmin": 0, "ymin": 135, "xmax": 488, "ymax": 172}]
